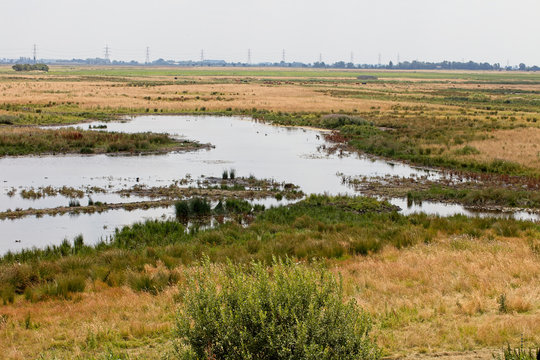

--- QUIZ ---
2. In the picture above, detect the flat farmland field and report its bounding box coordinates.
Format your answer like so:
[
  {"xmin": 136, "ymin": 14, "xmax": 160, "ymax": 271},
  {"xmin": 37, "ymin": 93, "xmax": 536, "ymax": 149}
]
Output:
[{"xmin": 0, "ymin": 67, "xmax": 539, "ymax": 360}]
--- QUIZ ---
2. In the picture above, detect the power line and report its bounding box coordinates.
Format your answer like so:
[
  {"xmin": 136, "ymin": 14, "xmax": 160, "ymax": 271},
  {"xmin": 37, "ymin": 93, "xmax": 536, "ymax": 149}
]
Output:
[
  {"xmin": 145, "ymin": 47, "xmax": 150, "ymax": 64},
  {"xmin": 104, "ymin": 45, "xmax": 110, "ymax": 61}
]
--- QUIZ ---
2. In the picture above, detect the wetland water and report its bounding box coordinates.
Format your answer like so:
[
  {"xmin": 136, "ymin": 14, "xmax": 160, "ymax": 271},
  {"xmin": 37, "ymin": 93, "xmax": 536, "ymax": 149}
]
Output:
[{"xmin": 1, "ymin": 115, "xmax": 538, "ymax": 254}]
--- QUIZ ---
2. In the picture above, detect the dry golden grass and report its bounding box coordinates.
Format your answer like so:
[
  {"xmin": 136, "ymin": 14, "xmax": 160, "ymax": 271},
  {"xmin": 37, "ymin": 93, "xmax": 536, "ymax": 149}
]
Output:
[
  {"xmin": 338, "ymin": 234, "xmax": 540, "ymax": 355},
  {"xmin": 469, "ymin": 128, "xmax": 540, "ymax": 169},
  {"xmin": 0, "ymin": 286, "xmax": 176, "ymax": 359},
  {"xmin": 0, "ymin": 77, "xmax": 398, "ymax": 113},
  {"xmin": 1, "ymin": 233, "xmax": 538, "ymax": 359}
]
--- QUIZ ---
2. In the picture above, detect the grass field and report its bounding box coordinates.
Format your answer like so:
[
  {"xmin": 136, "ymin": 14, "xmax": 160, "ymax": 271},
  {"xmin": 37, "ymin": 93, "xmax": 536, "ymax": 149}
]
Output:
[
  {"xmin": 1, "ymin": 66, "xmax": 539, "ymax": 176},
  {"xmin": 3, "ymin": 65, "xmax": 540, "ymax": 81},
  {"xmin": 1, "ymin": 195, "xmax": 539, "ymax": 359},
  {"xmin": 0, "ymin": 67, "xmax": 539, "ymax": 359}
]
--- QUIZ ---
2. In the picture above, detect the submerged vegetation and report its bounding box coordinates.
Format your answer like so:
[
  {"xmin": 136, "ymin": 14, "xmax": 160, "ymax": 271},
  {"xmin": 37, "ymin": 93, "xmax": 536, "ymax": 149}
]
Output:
[
  {"xmin": 341, "ymin": 175, "xmax": 540, "ymax": 211},
  {"xmin": 0, "ymin": 176, "xmax": 302, "ymax": 220}
]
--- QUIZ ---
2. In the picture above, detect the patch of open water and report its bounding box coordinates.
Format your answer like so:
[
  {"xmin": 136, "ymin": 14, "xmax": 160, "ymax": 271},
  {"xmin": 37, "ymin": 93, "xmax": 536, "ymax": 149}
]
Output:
[{"xmin": 1, "ymin": 115, "xmax": 537, "ymax": 254}]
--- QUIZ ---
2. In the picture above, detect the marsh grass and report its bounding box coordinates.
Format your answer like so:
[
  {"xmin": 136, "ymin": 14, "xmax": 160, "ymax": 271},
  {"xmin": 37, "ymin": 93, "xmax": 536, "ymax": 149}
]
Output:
[
  {"xmin": 1, "ymin": 68, "xmax": 539, "ymax": 175},
  {"xmin": 495, "ymin": 344, "xmax": 540, "ymax": 360},
  {"xmin": 175, "ymin": 197, "xmax": 256, "ymax": 219},
  {"xmin": 0, "ymin": 127, "xmax": 195, "ymax": 156},
  {"xmin": 0, "ymin": 204, "xmax": 538, "ymax": 358},
  {"xmin": 405, "ymin": 185, "xmax": 540, "ymax": 209},
  {"xmin": 2, "ymin": 68, "xmax": 540, "ymax": 359},
  {"xmin": 2, "ymin": 195, "xmax": 538, "ymax": 303},
  {"xmin": 174, "ymin": 198, "xmax": 211, "ymax": 218},
  {"xmin": 24, "ymin": 273, "xmax": 86, "ymax": 302},
  {"xmin": 128, "ymin": 267, "xmax": 180, "ymax": 295}
]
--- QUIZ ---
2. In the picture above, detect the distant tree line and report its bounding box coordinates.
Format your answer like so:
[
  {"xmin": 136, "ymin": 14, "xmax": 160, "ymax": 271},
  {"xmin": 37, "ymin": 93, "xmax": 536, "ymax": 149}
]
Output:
[
  {"xmin": 3, "ymin": 58, "xmax": 539, "ymax": 71},
  {"xmin": 384, "ymin": 60, "xmax": 540, "ymax": 71},
  {"xmin": 12, "ymin": 63, "xmax": 49, "ymax": 72}
]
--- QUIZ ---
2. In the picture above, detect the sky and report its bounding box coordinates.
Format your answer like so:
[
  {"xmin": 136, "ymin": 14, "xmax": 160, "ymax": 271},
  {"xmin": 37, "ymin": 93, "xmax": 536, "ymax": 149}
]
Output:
[{"xmin": 2, "ymin": 0, "xmax": 540, "ymax": 65}]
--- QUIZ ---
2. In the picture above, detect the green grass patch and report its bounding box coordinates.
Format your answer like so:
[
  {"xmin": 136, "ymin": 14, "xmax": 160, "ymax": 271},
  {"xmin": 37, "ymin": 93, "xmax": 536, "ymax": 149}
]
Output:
[
  {"xmin": 0, "ymin": 128, "xmax": 198, "ymax": 156},
  {"xmin": 1, "ymin": 195, "xmax": 538, "ymax": 302}
]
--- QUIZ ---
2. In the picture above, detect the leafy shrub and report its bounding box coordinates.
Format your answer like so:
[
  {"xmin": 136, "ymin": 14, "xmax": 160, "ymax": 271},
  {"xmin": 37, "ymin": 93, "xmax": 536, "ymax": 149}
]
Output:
[{"xmin": 176, "ymin": 260, "xmax": 381, "ymax": 360}]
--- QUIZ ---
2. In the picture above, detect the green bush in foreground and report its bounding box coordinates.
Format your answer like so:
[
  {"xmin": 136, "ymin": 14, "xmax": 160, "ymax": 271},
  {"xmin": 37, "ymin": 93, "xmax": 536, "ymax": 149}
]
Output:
[{"xmin": 176, "ymin": 260, "xmax": 381, "ymax": 360}]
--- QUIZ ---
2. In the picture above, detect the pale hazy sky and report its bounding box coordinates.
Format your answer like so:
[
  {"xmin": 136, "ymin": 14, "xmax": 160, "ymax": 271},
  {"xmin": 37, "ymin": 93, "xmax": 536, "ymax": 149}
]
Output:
[{"xmin": 2, "ymin": 0, "xmax": 540, "ymax": 65}]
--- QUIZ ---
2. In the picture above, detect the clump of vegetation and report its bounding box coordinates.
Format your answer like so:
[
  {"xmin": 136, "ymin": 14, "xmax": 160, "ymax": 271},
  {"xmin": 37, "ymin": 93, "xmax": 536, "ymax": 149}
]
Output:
[
  {"xmin": 24, "ymin": 273, "xmax": 86, "ymax": 302},
  {"xmin": 454, "ymin": 145, "xmax": 481, "ymax": 156},
  {"xmin": 12, "ymin": 63, "xmax": 49, "ymax": 72},
  {"xmin": 128, "ymin": 267, "xmax": 179, "ymax": 295},
  {"xmin": 224, "ymin": 198, "xmax": 253, "ymax": 213},
  {"xmin": 0, "ymin": 128, "xmax": 200, "ymax": 156},
  {"xmin": 221, "ymin": 168, "xmax": 236, "ymax": 180},
  {"xmin": 175, "ymin": 197, "xmax": 260, "ymax": 219},
  {"xmin": 498, "ymin": 293, "xmax": 508, "ymax": 314},
  {"xmin": 494, "ymin": 343, "xmax": 540, "ymax": 360},
  {"xmin": 320, "ymin": 114, "xmax": 373, "ymax": 129},
  {"xmin": 2, "ymin": 195, "xmax": 538, "ymax": 302},
  {"xmin": 176, "ymin": 260, "xmax": 381, "ymax": 360},
  {"xmin": 0, "ymin": 284, "xmax": 15, "ymax": 305},
  {"xmin": 68, "ymin": 199, "xmax": 81, "ymax": 207},
  {"xmin": 405, "ymin": 185, "xmax": 540, "ymax": 209},
  {"xmin": 303, "ymin": 194, "xmax": 399, "ymax": 214},
  {"xmin": 175, "ymin": 197, "xmax": 212, "ymax": 218}
]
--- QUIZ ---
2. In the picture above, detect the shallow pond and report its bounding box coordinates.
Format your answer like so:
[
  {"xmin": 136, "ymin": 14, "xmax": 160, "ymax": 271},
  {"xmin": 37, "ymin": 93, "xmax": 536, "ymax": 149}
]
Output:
[{"xmin": 1, "ymin": 115, "xmax": 537, "ymax": 254}]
